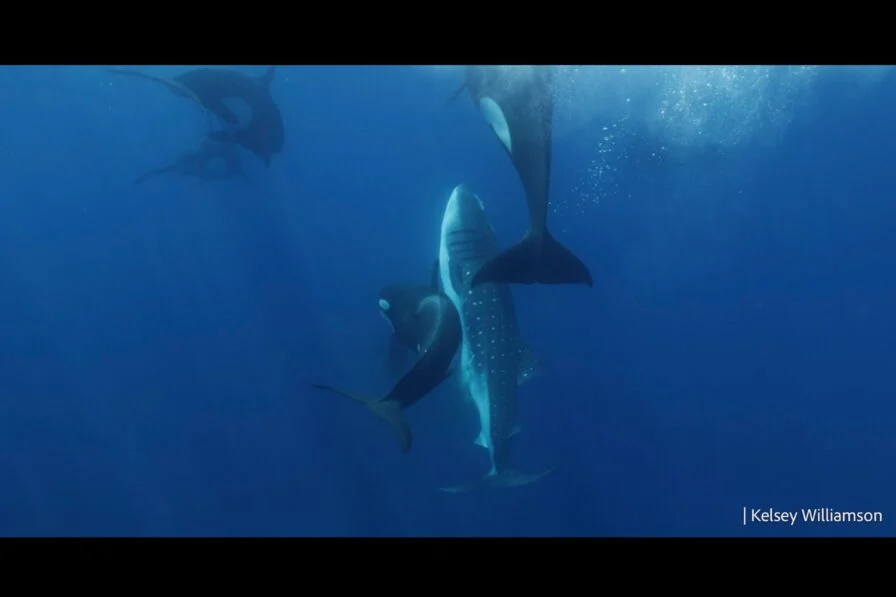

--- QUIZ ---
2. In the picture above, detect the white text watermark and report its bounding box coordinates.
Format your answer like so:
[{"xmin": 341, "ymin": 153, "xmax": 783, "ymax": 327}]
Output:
[{"xmin": 743, "ymin": 507, "xmax": 884, "ymax": 526}]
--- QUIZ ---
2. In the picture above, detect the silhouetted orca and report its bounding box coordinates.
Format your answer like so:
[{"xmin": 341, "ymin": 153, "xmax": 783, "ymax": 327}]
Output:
[
  {"xmin": 108, "ymin": 66, "xmax": 284, "ymax": 167},
  {"xmin": 133, "ymin": 135, "xmax": 251, "ymax": 185}
]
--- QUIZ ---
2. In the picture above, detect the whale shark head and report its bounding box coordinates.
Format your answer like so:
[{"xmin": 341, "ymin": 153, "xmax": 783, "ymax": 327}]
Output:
[{"xmin": 445, "ymin": 184, "xmax": 490, "ymax": 231}]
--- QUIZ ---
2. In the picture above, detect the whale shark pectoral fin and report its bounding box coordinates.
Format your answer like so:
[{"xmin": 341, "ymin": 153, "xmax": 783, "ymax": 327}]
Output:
[
  {"xmin": 517, "ymin": 344, "xmax": 542, "ymax": 385},
  {"xmin": 439, "ymin": 468, "xmax": 555, "ymax": 493},
  {"xmin": 448, "ymin": 258, "xmax": 466, "ymax": 294},
  {"xmin": 310, "ymin": 384, "xmax": 412, "ymax": 453},
  {"xmin": 471, "ymin": 229, "xmax": 593, "ymax": 289},
  {"xmin": 474, "ymin": 431, "xmax": 489, "ymax": 448},
  {"xmin": 478, "ymin": 96, "xmax": 512, "ymax": 155}
]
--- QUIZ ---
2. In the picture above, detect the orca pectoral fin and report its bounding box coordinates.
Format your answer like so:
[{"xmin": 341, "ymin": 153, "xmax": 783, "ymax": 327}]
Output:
[
  {"xmin": 439, "ymin": 468, "xmax": 555, "ymax": 493},
  {"xmin": 107, "ymin": 68, "xmax": 157, "ymax": 82},
  {"xmin": 471, "ymin": 230, "xmax": 593, "ymax": 289},
  {"xmin": 310, "ymin": 384, "xmax": 412, "ymax": 453},
  {"xmin": 107, "ymin": 69, "xmax": 197, "ymax": 103},
  {"xmin": 443, "ymin": 82, "xmax": 467, "ymax": 107},
  {"xmin": 203, "ymin": 110, "xmax": 219, "ymax": 134}
]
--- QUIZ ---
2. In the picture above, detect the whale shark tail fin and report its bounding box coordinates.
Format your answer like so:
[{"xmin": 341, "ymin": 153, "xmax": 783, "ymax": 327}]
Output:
[
  {"xmin": 310, "ymin": 384, "xmax": 411, "ymax": 453},
  {"xmin": 471, "ymin": 229, "xmax": 592, "ymax": 289},
  {"xmin": 440, "ymin": 468, "xmax": 555, "ymax": 493}
]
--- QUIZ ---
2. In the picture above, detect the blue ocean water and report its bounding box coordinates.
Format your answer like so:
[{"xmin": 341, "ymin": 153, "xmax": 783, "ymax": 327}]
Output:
[{"xmin": 0, "ymin": 65, "xmax": 893, "ymax": 537}]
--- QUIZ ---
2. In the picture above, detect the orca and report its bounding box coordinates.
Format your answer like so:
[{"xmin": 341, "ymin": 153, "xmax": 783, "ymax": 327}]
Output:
[
  {"xmin": 311, "ymin": 292, "xmax": 461, "ymax": 453},
  {"xmin": 108, "ymin": 66, "xmax": 284, "ymax": 167},
  {"xmin": 133, "ymin": 135, "xmax": 251, "ymax": 185},
  {"xmin": 450, "ymin": 66, "xmax": 593, "ymax": 289},
  {"xmin": 377, "ymin": 260, "xmax": 442, "ymax": 378}
]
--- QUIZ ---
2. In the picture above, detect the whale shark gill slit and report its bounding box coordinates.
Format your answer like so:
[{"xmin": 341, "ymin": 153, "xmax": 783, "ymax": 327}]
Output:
[{"xmin": 447, "ymin": 229, "xmax": 491, "ymax": 259}]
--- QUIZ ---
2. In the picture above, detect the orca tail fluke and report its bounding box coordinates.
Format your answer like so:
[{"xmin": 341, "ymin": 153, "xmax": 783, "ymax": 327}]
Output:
[
  {"xmin": 310, "ymin": 384, "xmax": 412, "ymax": 453},
  {"xmin": 471, "ymin": 230, "xmax": 592, "ymax": 289},
  {"xmin": 440, "ymin": 468, "xmax": 555, "ymax": 493}
]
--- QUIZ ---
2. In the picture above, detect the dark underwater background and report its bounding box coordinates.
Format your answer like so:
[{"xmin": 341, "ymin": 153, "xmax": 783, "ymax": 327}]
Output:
[{"xmin": 0, "ymin": 65, "xmax": 893, "ymax": 537}]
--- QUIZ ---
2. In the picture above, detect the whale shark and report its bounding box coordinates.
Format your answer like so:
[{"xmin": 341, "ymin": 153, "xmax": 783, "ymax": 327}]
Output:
[{"xmin": 437, "ymin": 184, "xmax": 552, "ymax": 492}]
